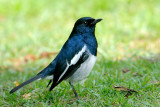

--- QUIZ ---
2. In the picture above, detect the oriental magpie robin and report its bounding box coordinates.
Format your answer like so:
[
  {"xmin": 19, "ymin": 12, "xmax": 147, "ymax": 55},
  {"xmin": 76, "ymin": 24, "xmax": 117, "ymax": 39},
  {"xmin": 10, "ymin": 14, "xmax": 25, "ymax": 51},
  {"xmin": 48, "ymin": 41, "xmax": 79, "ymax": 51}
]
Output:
[{"xmin": 10, "ymin": 17, "xmax": 102, "ymax": 99}]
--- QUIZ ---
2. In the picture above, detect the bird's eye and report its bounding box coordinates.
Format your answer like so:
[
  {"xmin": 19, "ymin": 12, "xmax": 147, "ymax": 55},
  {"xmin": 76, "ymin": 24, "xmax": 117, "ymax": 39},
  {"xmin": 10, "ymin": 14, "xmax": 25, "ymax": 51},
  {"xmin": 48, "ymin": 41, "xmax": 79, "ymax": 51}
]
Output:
[{"xmin": 84, "ymin": 21, "xmax": 88, "ymax": 24}]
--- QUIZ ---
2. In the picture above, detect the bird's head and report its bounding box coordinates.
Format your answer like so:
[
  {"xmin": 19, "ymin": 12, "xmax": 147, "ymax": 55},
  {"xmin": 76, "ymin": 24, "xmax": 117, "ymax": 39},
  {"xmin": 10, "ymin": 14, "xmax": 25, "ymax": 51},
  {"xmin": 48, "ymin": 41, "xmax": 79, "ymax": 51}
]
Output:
[{"xmin": 72, "ymin": 17, "xmax": 102, "ymax": 35}]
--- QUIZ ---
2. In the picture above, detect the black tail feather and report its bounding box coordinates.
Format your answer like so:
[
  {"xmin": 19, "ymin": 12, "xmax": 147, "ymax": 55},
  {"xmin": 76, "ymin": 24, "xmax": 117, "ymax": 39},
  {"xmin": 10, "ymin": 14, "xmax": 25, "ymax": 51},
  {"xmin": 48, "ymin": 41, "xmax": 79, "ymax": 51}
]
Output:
[{"xmin": 10, "ymin": 74, "xmax": 42, "ymax": 94}]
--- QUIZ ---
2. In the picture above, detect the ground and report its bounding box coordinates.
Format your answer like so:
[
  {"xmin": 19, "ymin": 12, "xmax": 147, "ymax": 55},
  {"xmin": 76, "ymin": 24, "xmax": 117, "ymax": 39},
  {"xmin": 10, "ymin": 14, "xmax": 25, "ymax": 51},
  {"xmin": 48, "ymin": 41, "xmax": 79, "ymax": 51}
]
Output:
[{"xmin": 0, "ymin": 0, "xmax": 160, "ymax": 106}]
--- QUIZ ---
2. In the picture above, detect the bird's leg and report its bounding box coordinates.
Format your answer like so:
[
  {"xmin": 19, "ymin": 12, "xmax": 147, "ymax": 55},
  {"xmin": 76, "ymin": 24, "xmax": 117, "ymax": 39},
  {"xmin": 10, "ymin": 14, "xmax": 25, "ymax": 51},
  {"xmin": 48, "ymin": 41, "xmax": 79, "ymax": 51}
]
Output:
[
  {"xmin": 47, "ymin": 80, "xmax": 52, "ymax": 88},
  {"xmin": 69, "ymin": 82, "xmax": 79, "ymax": 100}
]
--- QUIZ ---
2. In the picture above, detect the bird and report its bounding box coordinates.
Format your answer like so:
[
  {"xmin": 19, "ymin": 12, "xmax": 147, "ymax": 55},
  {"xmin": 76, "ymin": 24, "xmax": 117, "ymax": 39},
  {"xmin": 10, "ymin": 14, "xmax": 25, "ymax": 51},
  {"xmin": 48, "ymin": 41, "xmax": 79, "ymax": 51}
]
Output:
[{"xmin": 10, "ymin": 17, "xmax": 102, "ymax": 99}]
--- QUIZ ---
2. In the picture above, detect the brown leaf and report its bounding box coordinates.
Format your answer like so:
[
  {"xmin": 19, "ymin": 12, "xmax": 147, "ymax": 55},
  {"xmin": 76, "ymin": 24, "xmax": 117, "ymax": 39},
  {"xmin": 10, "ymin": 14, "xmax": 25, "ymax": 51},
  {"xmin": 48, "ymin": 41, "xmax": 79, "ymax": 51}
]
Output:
[
  {"xmin": 133, "ymin": 72, "xmax": 142, "ymax": 77},
  {"xmin": 11, "ymin": 58, "xmax": 23, "ymax": 67},
  {"xmin": 22, "ymin": 93, "xmax": 31, "ymax": 100},
  {"xmin": 114, "ymin": 86, "xmax": 138, "ymax": 93},
  {"xmin": 24, "ymin": 54, "xmax": 37, "ymax": 62},
  {"xmin": 122, "ymin": 68, "xmax": 130, "ymax": 73},
  {"xmin": 13, "ymin": 81, "xmax": 20, "ymax": 86},
  {"xmin": 39, "ymin": 52, "xmax": 58, "ymax": 58},
  {"xmin": 114, "ymin": 86, "xmax": 138, "ymax": 98},
  {"xmin": 11, "ymin": 58, "xmax": 23, "ymax": 71}
]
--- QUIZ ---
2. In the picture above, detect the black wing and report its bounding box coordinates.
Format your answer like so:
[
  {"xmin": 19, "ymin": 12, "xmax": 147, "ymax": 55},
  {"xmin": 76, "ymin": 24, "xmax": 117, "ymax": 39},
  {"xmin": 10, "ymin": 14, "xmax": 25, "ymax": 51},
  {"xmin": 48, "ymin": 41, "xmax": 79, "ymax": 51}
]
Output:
[{"xmin": 49, "ymin": 50, "xmax": 89, "ymax": 91}]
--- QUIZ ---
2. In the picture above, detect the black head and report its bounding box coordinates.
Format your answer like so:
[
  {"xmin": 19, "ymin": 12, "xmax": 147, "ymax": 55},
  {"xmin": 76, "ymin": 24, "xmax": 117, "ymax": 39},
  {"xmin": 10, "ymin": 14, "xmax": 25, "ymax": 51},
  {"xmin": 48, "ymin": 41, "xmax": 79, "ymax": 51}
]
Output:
[{"xmin": 72, "ymin": 17, "xmax": 102, "ymax": 34}]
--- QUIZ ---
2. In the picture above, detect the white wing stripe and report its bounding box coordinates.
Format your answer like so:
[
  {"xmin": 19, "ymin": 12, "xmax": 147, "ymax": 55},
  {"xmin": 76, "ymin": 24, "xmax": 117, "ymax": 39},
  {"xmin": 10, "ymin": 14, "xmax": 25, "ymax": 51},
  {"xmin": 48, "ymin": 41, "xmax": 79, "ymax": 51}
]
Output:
[
  {"xmin": 70, "ymin": 45, "xmax": 86, "ymax": 65},
  {"xmin": 57, "ymin": 60, "xmax": 69, "ymax": 82},
  {"xmin": 57, "ymin": 45, "xmax": 86, "ymax": 83}
]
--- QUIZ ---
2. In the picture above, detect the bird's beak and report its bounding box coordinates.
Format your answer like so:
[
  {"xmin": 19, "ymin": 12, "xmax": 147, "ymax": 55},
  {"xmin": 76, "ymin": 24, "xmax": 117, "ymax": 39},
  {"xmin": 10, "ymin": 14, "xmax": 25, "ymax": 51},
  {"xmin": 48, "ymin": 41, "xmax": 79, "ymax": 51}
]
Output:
[{"xmin": 91, "ymin": 18, "xmax": 103, "ymax": 25}]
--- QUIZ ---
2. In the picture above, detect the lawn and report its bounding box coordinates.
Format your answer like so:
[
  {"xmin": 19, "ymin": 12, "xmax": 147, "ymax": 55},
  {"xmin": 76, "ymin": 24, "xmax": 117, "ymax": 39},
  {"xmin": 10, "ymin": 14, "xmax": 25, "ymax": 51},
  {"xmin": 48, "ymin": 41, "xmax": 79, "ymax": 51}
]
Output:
[{"xmin": 0, "ymin": 0, "xmax": 160, "ymax": 106}]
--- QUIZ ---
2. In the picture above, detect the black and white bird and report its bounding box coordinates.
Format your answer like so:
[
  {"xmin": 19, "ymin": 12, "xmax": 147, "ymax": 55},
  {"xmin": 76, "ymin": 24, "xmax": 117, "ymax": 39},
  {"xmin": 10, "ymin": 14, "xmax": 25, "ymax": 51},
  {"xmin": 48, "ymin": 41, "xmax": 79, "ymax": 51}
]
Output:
[{"xmin": 10, "ymin": 17, "xmax": 102, "ymax": 99}]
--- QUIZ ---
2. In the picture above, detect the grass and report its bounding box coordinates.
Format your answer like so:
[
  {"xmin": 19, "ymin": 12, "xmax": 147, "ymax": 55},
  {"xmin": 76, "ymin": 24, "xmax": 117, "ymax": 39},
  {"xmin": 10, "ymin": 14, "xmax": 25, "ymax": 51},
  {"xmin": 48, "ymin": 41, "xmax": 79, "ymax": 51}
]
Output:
[{"xmin": 0, "ymin": 0, "xmax": 160, "ymax": 106}]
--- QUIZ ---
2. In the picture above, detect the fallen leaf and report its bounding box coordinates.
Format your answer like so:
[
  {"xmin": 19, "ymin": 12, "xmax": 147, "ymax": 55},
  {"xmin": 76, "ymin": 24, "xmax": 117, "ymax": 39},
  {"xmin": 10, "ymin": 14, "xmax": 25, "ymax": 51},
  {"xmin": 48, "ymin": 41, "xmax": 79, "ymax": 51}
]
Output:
[
  {"xmin": 122, "ymin": 68, "xmax": 130, "ymax": 73},
  {"xmin": 39, "ymin": 52, "xmax": 58, "ymax": 58},
  {"xmin": 22, "ymin": 93, "xmax": 31, "ymax": 100},
  {"xmin": 9, "ymin": 51, "xmax": 58, "ymax": 71},
  {"xmin": 13, "ymin": 81, "xmax": 20, "ymax": 86},
  {"xmin": 11, "ymin": 58, "xmax": 23, "ymax": 68},
  {"xmin": 24, "ymin": 54, "xmax": 37, "ymax": 62},
  {"xmin": 133, "ymin": 72, "xmax": 142, "ymax": 77},
  {"xmin": 114, "ymin": 86, "xmax": 138, "ymax": 93},
  {"xmin": 114, "ymin": 86, "xmax": 138, "ymax": 98}
]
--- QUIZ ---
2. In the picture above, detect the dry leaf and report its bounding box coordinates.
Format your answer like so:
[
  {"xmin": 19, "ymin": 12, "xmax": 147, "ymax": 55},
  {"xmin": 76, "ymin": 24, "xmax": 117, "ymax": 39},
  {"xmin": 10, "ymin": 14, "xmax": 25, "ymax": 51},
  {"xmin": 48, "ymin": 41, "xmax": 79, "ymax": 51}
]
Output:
[
  {"xmin": 9, "ymin": 51, "xmax": 58, "ymax": 71},
  {"xmin": 22, "ymin": 93, "xmax": 31, "ymax": 100},
  {"xmin": 114, "ymin": 86, "xmax": 138, "ymax": 98},
  {"xmin": 133, "ymin": 72, "xmax": 142, "ymax": 77},
  {"xmin": 11, "ymin": 58, "xmax": 23, "ymax": 68},
  {"xmin": 122, "ymin": 68, "xmax": 130, "ymax": 73},
  {"xmin": 13, "ymin": 81, "xmax": 20, "ymax": 86},
  {"xmin": 39, "ymin": 52, "xmax": 58, "ymax": 58},
  {"xmin": 114, "ymin": 86, "xmax": 137, "ymax": 93},
  {"xmin": 24, "ymin": 54, "xmax": 37, "ymax": 62}
]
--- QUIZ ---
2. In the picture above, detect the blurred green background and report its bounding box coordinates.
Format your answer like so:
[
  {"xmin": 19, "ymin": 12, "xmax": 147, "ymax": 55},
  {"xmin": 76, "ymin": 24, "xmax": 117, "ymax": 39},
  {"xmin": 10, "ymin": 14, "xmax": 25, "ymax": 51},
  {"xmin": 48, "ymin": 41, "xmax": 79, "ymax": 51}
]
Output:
[{"xmin": 0, "ymin": 0, "xmax": 160, "ymax": 106}]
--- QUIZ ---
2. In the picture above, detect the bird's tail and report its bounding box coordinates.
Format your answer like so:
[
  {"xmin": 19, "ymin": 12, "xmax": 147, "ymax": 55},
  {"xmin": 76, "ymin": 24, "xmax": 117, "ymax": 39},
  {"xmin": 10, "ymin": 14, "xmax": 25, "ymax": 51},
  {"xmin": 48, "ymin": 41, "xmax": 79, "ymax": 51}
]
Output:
[{"xmin": 10, "ymin": 74, "xmax": 42, "ymax": 94}]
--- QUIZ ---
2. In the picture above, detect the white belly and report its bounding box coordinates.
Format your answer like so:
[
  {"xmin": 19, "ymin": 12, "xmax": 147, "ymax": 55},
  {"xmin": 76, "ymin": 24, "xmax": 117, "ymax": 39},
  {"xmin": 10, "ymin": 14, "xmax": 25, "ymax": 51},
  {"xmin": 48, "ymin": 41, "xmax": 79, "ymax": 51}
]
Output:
[{"xmin": 67, "ymin": 54, "xmax": 96, "ymax": 83}]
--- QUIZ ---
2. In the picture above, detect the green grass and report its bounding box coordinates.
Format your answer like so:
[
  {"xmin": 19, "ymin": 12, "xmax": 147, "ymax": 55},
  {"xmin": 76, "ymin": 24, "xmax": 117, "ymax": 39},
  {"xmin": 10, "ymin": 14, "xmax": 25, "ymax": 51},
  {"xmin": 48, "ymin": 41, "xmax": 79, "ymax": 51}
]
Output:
[{"xmin": 0, "ymin": 0, "xmax": 160, "ymax": 106}]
